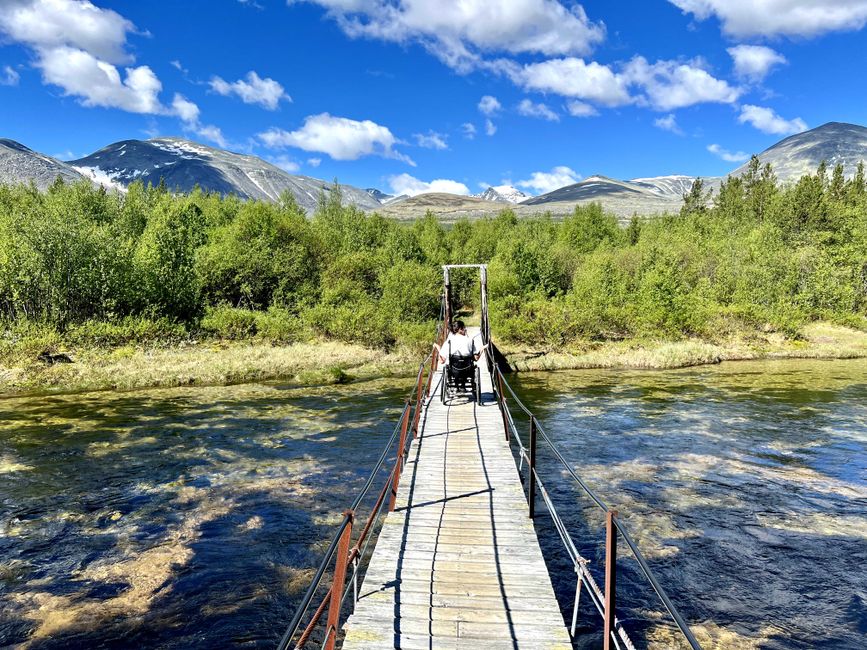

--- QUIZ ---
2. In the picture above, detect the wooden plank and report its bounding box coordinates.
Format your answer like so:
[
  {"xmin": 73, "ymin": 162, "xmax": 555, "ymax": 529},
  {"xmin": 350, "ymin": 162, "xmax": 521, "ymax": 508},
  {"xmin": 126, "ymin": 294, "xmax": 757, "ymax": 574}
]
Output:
[{"xmin": 342, "ymin": 330, "xmax": 570, "ymax": 649}]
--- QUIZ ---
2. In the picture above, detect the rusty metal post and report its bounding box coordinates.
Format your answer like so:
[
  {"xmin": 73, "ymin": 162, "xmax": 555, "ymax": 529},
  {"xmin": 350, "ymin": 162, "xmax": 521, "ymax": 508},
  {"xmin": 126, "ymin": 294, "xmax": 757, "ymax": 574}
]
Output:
[
  {"xmin": 603, "ymin": 510, "xmax": 617, "ymax": 650},
  {"xmin": 389, "ymin": 404, "xmax": 411, "ymax": 512},
  {"xmin": 496, "ymin": 370, "xmax": 509, "ymax": 441},
  {"xmin": 412, "ymin": 368, "xmax": 425, "ymax": 438},
  {"xmin": 324, "ymin": 511, "xmax": 353, "ymax": 650},
  {"xmin": 528, "ymin": 416, "xmax": 537, "ymax": 519},
  {"xmin": 443, "ymin": 267, "xmax": 453, "ymax": 329}
]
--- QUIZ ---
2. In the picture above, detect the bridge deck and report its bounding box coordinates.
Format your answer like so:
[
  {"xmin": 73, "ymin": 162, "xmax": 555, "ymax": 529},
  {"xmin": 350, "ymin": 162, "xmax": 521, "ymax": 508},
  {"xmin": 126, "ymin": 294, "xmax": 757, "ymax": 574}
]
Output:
[{"xmin": 342, "ymin": 332, "xmax": 571, "ymax": 649}]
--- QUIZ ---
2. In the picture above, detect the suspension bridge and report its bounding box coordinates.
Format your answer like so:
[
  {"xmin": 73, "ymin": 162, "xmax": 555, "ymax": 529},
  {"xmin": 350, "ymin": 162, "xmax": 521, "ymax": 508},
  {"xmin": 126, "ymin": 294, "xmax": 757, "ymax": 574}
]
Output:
[{"xmin": 278, "ymin": 265, "xmax": 701, "ymax": 650}]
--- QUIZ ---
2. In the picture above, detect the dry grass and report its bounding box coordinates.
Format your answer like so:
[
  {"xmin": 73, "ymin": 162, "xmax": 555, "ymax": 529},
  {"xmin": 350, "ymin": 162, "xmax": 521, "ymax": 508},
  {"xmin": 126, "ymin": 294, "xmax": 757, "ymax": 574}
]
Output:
[
  {"xmin": 0, "ymin": 339, "xmax": 419, "ymax": 396},
  {"xmin": 502, "ymin": 322, "xmax": 867, "ymax": 372},
  {"xmin": 2, "ymin": 322, "xmax": 865, "ymax": 396}
]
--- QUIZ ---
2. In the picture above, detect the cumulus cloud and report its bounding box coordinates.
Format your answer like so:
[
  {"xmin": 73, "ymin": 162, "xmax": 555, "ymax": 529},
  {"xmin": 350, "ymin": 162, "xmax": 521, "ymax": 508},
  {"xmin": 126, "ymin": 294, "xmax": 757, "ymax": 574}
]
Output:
[
  {"xmin": 209, "ymin": 71, "xmax": 290, "ymax": 110},
  {"xmin": 484, "ymin": 119, "xmax": 497, "ymax": 136},
  {"xmin": 1, "ymin": 65, "xmax": 20, "ymax": 86},
  {"xmin": 258, "ymin": 112, "xmax": 413, "ymax": 164},
  {"xmin": 727, "ymin": 45, "xmax": 786, "ymax": 82},
  {"xmin": 414, "ymin": 130, "xmax": 448, "ymax": 149},
  {"xmin": 623, "ymin": 56, "xmax": 741, "ymax": 111},
  {"xmin": 565, "ymin": 100, "xmax": 598, "ymax": 117},
  {"xmin": 478, "ymin": 95, "xmax": 501, "ymax": 115},
  {"xmin": 707, "ymin": 143, "xmax": 749, "ymax": 162},
  {"xmin": 654, "ymin": 113, "xmax": 683, "ymax": 134},
  {"xmin": 388, "ymin": 173, "xmax": 469, "ymax": 197},
  {"xmin": 307, "ymin": 157, "xmax": 321, "ymax": 167},
  {"xmin": 517, "ymin": 98, "xmax": 559, "ymax": 121},
  {"xmin": 291, "ymin": 0, "xmax": 605, "ymax": 70},
  {"xmin": 462, "ymin": 122, "xmax": 477, "ymax": 139},
  {"xmin": 0, "ymin": 0, "xmax": 227, "ymax": 139},
  {"xmin": 738, "ymin": 104, "xmax": 807, "ymax": 135},
  {"xmin": 517, "ymin": 165, "xmax": 580, "ymax": 194},
  {"xmin": 513, "ymin": 57, "xmax": 630, "ymax": 106},
  {"xmin": 669, "ymin": 0, "xmax": 867, "ymax": 38},
  {"xmin": 267, "ymin": 155, "xmax": 301, "ymax": 173}
]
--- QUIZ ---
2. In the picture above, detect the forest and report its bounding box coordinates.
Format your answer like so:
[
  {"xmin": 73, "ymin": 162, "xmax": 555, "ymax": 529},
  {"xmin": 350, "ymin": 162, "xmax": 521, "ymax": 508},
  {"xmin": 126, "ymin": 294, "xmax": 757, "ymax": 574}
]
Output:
[{"xmin": 1, "ymin": 157, "xmax": 865, "ymax": 358}]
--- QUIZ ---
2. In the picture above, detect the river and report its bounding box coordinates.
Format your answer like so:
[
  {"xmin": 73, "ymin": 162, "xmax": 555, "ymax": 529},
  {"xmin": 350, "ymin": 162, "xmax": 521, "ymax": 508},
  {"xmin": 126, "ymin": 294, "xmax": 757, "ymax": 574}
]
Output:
[{"xmin": 1, "ymin": 359, "xmax": 865, "ymax": 648}]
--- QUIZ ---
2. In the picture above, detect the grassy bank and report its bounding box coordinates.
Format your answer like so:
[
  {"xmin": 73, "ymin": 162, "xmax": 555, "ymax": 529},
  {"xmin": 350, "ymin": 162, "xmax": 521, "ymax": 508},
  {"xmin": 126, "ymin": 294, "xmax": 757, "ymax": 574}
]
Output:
[{"xmin": 2, "ymin": 322, "xmax": 865, "ymax": 396}]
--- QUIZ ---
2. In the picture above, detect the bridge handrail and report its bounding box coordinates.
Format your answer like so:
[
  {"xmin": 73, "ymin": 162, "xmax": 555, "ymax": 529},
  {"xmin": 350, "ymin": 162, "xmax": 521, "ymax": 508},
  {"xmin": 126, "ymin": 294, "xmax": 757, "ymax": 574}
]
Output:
[
  {"xmin": 277, "ymin": 340, "xmax": 439, "ymax": 650},
  {"xmin": 492, "ymin": 363, "xmax": 702, "ymax": 650}
]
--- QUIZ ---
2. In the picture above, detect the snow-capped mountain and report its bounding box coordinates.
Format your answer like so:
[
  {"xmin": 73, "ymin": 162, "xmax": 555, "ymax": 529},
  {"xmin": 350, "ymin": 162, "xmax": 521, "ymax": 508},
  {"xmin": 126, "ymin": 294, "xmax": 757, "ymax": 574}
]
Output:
[
  {"xmin": 69, "ymin": 138, "xmax": 380, "ymax": 213},
  {"xmin": 629, "ymin": 175, "xmax": 697, "ymax": 198},
  {"xmin": 365, "ymin": 187, "xmax": 394, "ymax": 203},
  {"xmin": 474, "ymin": 185, "xmax": 530, "ymax": 203},
  {"xmin": 0, "ymin": 139, "xmax": 88, "ymax": 190}
]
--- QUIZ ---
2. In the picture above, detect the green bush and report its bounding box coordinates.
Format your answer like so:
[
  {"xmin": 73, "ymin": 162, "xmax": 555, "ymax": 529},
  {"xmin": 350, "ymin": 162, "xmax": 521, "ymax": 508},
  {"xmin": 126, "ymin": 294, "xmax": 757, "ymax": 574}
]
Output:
[{"xmin": 200, "ymin": 305, "xmax": 258, "ymax": 339}]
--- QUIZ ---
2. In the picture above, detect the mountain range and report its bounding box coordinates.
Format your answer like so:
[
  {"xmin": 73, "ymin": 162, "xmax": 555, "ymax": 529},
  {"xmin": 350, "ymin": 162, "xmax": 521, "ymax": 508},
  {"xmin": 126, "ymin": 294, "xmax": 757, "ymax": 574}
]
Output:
[{"xmin": 1, "ymin": 122, "xmax": 866, "ymax": 219}]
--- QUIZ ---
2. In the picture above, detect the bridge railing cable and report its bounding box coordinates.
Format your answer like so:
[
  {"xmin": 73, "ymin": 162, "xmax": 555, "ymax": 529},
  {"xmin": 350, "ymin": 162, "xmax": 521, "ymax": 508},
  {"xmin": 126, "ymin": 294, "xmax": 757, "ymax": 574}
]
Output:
[
  {"xmin": 277, "ymin": 340, "xmax": 439, "ymax": 650},
  {"xmin": 491, "ymin": 362, "xmax": 702, "ymax": 650}
]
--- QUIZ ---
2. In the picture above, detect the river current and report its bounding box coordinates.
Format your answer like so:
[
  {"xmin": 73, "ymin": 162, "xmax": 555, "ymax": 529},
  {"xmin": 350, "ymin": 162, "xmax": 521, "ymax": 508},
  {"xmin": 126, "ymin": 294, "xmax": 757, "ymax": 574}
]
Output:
[{"xmin": 1, "ymin": 359, "xmax": 865, "ymax": 648}]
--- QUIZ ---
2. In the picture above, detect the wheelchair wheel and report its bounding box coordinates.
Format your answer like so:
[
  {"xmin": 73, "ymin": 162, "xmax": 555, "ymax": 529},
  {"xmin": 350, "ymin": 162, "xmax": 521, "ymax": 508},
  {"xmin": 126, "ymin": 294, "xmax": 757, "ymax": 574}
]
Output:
[{"xmin": 474, "ymin": 367, "xmax": 482, "ymax": 405}]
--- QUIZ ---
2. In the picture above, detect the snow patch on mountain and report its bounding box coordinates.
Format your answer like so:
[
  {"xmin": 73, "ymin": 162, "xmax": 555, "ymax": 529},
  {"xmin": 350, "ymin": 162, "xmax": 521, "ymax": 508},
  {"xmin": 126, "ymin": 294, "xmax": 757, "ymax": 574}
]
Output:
[{"xmin": 475, "ymin": 185, "xmax": 530, "ymax": 203}]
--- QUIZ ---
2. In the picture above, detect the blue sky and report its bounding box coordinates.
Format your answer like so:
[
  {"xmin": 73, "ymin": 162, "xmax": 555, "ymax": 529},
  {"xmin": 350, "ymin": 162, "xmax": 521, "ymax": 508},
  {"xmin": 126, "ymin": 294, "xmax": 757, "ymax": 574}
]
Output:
[{"xmin": 2, "ymin": 0, "xmax": 867, "ymax": 196}]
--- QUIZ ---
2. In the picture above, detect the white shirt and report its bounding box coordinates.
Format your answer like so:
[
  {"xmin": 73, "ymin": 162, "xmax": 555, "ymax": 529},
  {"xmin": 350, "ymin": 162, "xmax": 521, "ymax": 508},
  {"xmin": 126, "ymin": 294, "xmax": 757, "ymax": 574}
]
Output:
[{"xmin": 443, "ymin": 332, "xmax": 477, "ymax": 359}]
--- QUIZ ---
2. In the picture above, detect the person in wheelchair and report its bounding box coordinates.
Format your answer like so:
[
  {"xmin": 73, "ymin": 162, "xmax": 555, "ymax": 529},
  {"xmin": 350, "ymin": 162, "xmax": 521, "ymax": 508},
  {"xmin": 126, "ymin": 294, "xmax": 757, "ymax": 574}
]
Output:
[{"xmin": 439, "ymin": 320, "xmax": 479, "ymax": 392}]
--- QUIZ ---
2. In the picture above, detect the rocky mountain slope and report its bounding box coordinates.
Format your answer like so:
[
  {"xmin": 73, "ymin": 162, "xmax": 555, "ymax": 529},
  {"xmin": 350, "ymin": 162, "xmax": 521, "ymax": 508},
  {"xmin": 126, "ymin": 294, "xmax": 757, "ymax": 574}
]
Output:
[
  {"xmin": 0, "ymin": 139, "xmax": 88, "ymax": 190},
  {"xmin": 68, "ymin": 138, "xmax": 380, "ymax": 213},
  {"xmin": 730, "ymin": 121, "xmax": 867, "ymax": 181}
]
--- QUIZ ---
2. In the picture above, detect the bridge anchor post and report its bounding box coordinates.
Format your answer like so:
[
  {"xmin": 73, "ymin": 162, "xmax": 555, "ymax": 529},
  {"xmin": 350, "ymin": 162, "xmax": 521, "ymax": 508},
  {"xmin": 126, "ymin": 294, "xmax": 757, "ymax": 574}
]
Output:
[{"xmin": 604, "ymin": 510, "xmax": 617, "ymax": 650}]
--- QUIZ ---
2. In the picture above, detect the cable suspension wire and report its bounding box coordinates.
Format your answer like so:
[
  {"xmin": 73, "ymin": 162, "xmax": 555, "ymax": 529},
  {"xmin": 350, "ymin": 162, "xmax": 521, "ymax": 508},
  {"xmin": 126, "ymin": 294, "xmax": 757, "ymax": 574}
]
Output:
[{"xmin": 493, "ymin": 364, "xmax": 701, "ymax": 650}]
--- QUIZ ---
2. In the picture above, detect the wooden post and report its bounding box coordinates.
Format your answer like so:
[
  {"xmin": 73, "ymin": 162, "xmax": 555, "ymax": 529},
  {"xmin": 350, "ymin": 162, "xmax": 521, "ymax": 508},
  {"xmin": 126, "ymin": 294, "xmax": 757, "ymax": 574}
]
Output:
[
  {"xmin": 604, "ymin": 510, "xmax": 617, "ymax": 650},
  {"xmin": 412, "ymin": 368, "xmax": 424, "ymax": 438},
  {"xmin": 325, "ymin": 511, "xmax": 353, "ymax": 650},
  {"xmin": 528, "ymin": 416, "xmax": 537, "ymax": 519},
  {"xmin": 389, "ymin": 404, "xmax": 411, "ymax": 512}
]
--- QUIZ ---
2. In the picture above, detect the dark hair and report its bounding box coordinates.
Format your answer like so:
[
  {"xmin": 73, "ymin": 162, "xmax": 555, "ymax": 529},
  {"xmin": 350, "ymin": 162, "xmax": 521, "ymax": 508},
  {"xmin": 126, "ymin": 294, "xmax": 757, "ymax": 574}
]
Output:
[{"xmin": 454, "ymin": 320, "xmax": 466, "ymax": 332}]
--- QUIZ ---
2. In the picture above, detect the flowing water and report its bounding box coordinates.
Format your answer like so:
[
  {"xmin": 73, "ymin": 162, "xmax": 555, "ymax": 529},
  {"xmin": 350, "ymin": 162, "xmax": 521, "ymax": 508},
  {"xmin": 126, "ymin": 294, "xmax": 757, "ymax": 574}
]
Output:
[
  {"xmin": 0, "ymin": 359, "xmax": 865, "ymax": 649},
  {"xmin": 508, "ymin": 359, "xmax": 867, "ymax": 650}
]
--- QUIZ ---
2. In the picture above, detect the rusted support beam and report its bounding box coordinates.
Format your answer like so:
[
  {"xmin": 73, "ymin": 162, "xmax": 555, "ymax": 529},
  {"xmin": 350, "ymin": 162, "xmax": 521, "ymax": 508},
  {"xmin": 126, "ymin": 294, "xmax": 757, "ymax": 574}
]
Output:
[
  {"xmin": 496, "ymin": 370, "xmax": 509, "ymax": 442},
  {"xmin": 528, "ymin": 416, "xmax": 537, "ymax": 519},
  {"xmin": 389, "ymin": 403, "xmax": 411, "ymax": 512},
  {"xmin": 604, "ymin": 510, "xmax": 617, "ymax": 650},
  {"xmin": 324, "ymin": 511, "xmax": 353, "ymax": 650}
]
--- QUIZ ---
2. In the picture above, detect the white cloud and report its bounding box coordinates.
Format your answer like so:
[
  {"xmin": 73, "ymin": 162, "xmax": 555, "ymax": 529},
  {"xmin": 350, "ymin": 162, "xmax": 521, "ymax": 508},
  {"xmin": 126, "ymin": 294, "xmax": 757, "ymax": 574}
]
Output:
[
  {"xmin": 565, "ymin": 100, "xmax": 598, "ymax": 117},
  {"xmin": 727, "ymin": 45, "xmax": 786, "ymax": 82},
  {"xmin": 268, "ymin": 155, "xmax": 301, "ymax": 173},
  {"xmin": 387, "ymin": 173, "xmax": 470, "ymax": 197},
  {"xmin": 514, "ymin": 57, "xmax": 630, "ymax": 106},
  {"xmin": 623, "ymin": 56, "xmax": 741, "ymax": 111},
  {"xmin": 0, "ymin": 0, "xmax": 135, "ymax": 64},
  {"xmin": 292, "ymin": 0, "xmax": 605, "ymax": 70},
  {"xmin": 654, "ymin": 113, "xmax": 683, "ymax": 134},
  {"xmin": 707, "ymin": 143, "xmax": 749, "ymax": 162},
  {"xmin": 517, "ymin": 165, "xmax": 580, "ymax": 194},
  {"xmin": 1, "ymin": 65, "xmax": 19, "ymax": 86},
  {"xmin": 38, "ymin": 45, "xmax": 164, "ymax": 113},
  {"xmin": 194, "ymin": 124, "xmax": 228, "ymax": 147},
  {"xmin": 517, "ymin": 98, "xmax": 559, "ymax": 121},
  {"xmin": 414, "ymin": 130, "xmax": 448, "ymax": 149},
  {"xmin": 171, "ymin": 93, "xmax": 200, "ymax": 123},
  {"xmin": 461, "ymin": 122, "xmax": 477, "ymax": 139},
  {"xmin": 478, "ymin": 94, "xmax": 501, "ymax": 115},
  {"xmin": 258, "ymin": 112, "xmax": 413, "ymax": 164},
  {"xmin": 209, "ymin": 71, "xmax": 290, "ymax": 110},
  {"xmin": 738, "ymin": 104, "xmax": 807, "ymax": 135},
  {"xmin": 307, "ymin": 157, "xmax": 321, "ymax": 167},
  {"xmin": 484, "ymin": 119, "xmax": 496, "ymax": 136},
  {"xmin": 669, "ymin": 0, "xmax": 867, "ymax": 38}
]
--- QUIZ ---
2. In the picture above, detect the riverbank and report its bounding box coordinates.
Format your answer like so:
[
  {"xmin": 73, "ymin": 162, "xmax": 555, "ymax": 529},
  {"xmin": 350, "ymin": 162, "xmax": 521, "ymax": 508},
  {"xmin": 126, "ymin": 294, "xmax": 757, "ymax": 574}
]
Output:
[{"xmin": 1, "ymin": 322, "xmax": 866, "ymax": 396}]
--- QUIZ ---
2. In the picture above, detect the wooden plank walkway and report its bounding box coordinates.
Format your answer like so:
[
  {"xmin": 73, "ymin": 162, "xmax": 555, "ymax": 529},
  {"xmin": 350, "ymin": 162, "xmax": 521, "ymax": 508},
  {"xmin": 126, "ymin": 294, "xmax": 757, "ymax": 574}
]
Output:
[{"xmin": 342, "ymin": 329, "xmax": 571, "ymax": 649}]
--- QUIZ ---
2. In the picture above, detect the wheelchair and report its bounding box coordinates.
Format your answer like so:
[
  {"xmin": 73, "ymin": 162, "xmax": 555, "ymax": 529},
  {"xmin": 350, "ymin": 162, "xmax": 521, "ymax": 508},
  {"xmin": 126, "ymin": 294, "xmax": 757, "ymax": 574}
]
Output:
[{"xmin": 440, "ymin": 354, "xmax": 482, "ymax": 405}]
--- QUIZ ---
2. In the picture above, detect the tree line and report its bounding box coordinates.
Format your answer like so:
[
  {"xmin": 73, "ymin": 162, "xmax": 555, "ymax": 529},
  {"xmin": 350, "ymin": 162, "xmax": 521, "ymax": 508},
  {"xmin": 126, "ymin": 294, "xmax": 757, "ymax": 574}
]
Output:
[{"xmin": 0, "ymin": 156, "xmax": 864, "ymax": 351}]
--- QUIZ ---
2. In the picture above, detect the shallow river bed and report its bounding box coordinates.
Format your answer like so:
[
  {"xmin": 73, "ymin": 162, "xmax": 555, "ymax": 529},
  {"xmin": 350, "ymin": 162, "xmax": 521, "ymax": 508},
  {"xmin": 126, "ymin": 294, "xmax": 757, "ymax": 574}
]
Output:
[{"xmin": 1, "ymin": 359, "xmax": 865, "ymax": 648}]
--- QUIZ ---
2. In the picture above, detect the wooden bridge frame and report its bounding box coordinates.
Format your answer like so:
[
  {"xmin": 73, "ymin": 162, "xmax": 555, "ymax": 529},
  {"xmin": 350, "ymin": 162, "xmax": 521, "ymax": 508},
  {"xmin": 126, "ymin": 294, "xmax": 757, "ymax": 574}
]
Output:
[{"xmin": 276, "ymin": 269, "xmax": 702, "ymax": 650}]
